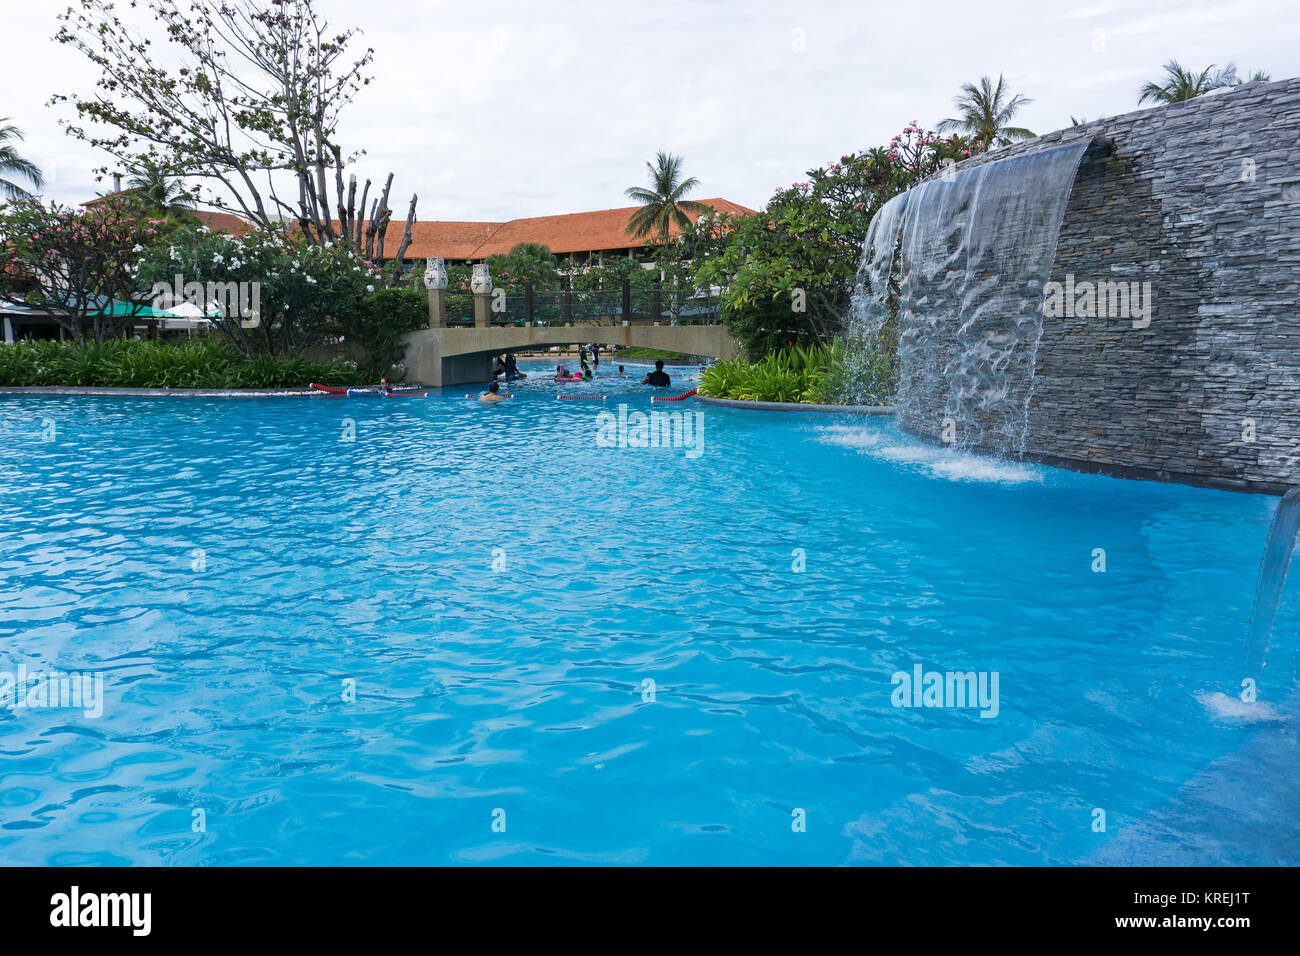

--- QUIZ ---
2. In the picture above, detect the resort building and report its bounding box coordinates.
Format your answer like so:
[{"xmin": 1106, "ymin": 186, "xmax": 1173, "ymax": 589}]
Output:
[
  {"xmin": 375, "ymin": 198, "xmax": 755, "ymax": 266},
  {"xmin": 80, "ymin": 193, "xmax": 754, "ymax": 268}
]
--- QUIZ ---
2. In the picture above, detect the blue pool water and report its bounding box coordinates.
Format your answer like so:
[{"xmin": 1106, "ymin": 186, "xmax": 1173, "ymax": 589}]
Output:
[{"xmin": 1, "ymin": 359, "xmax": 1296, "ymax": 865}]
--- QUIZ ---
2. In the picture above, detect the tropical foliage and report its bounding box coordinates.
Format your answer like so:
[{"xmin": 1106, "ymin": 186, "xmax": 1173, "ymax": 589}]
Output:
[
  {"xmin": 0, "ymin": 338, "xmax": 355, "ymax": 388},
  {"xmin": 567, "ymin": 255, "xmax": 656, "ymax": 292},
  {"xmin": 625, "ymin": 151, "xmax": 709, "ymax": 244},
  {"xmin": 134, "ymin": 224, "xmax": 383, "ymax": 357},
  {"xmin": 0, "ymin": 118, "xmax": 45, "ymax": 201},
  {"xmin": 699, "ymin": 342, "xmax": 873, "ymax": 405},
  {"xmin": 337, "ymin": 286, "xmax": 428, "ymax": 377},
  {"xmin": 1138, "ymin": 60, "xmax": 1266, "ymax": 104},
  {"xmin": 124, "ymin": 159, "xmax": 196, "ymax": 215},
  {"xmin": 0, "ymin": 197, "xmax": 166, "ymax": 342},
  {"xmin": 691, "ymin": 126, "xmax": 981, "ymax": 356},
  {"xmin": 486, "ymin": 242, "xmax": 561, "ymax": 293},
  {"xmin": 52, "ymin": 0, "xmax": 419, "ymax": 258},
  {"xmin": 937, "ymin": 74, "xmax": 1035, "ymax": 148}
]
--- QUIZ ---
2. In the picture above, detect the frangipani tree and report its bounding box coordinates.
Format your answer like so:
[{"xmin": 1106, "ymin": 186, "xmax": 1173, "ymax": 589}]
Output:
[
  {"xmin": 0, "ymin": 197, "xmax": 165, "ymax": 342},
  {"xmin": 135, "ymin": 224, "xmax": 383, "ymax": 357},
  {"xmin": 52, "ymin": 0, "xmax": 417, "ymax": 262}
]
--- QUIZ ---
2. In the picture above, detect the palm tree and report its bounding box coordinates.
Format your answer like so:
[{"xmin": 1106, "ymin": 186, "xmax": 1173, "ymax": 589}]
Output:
[
  {"xmin": 124, "ymin": 161, "xmax": 193, "ymax": 214},
  {"xmin": 624, "ymin": 152, "xmax": 710, "ymax": 245},
  {"xmin": 0, "ymin": 118, "xmax": 45, "ymax": 201},
  {"xmin": 1138, "ymin": 60, "xmax": 1240, "ymax": 104},
  {"xmin": 937, "ymin": 75, "xmax": 1035, "ymax": 149}
]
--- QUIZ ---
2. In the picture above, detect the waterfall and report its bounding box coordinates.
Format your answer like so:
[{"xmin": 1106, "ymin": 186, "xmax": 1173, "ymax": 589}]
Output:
[
  {"xmin": 1244, "ymin": 488, "xmax": 1300, "ymax": 677},
  {"xmin": 844, "ymin": 192, "xmax": 909, "ymax": 404},
  {"xmin": 848, "ymin": 140, "xmax": 1089, "ymax": 455}
]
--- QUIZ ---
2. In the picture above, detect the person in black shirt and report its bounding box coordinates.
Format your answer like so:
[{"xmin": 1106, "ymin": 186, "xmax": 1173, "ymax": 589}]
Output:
[
  {"xmin": 503, "ymin": 352, "xmax": 526, "ymax": 380},
  {"xmin": 641, "ymin": 360, "xmax": 671, "ymax": 387}
]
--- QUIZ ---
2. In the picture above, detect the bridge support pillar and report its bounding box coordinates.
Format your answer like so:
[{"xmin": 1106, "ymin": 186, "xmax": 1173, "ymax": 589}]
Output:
[{"xmin": 427, "ymin": 290, "xmax": 446, "ymax": 328}]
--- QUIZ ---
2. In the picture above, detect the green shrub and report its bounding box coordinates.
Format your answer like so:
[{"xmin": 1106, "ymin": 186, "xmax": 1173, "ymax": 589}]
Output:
[
  {"xmin": 698, "ymin": 340, "xmax": 893, "ymax": 405},
  {"xmin": 336, "ymin": 286, "xmax": 428, "ymax": 378},
  {"xmin": 0, "ymin": 339, "xmax": 357, "ymax": 389}
]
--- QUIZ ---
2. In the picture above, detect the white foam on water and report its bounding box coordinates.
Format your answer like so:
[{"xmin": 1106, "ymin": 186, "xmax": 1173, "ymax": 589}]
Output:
[
  {"xmin": 817, "ymin": 426, "xmax": 1043, "ymax": 485},
  {"xmin": 1196, "ymin": 690, "xmax": 1287, "ymax": 723},
  {"xmin": 819, "ymin": 425, "xmax": 888, "ymax": 450}
]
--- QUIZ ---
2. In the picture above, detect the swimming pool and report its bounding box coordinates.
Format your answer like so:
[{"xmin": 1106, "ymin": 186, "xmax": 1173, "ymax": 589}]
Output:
[{"xmin": 1, "ymin": 359, "xmax": 1296, "ymax": 865}]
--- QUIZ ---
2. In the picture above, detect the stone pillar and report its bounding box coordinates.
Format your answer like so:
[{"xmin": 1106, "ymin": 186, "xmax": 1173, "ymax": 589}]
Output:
[
  {"xmin": 472, "ymin": 263, "xmax": 492, "ymax": 328},
  {"xmin": 424, "ymin": 257, "xmax": 447, "ymax": 328}
]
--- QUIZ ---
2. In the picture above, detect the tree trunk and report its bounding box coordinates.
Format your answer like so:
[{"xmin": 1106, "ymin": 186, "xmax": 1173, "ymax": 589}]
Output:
[{"xmin": 392, "ymin": 194, "xmax": 418, "ymax": 270}]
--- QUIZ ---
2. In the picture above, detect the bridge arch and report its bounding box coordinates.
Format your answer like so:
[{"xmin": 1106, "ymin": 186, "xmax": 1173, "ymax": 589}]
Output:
[{"xmin": 402, "ymin": 324, "xmax": 741, "ymax": 387}]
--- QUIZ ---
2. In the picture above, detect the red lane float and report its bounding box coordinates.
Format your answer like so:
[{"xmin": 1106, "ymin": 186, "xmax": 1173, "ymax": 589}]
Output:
[
  {"xmin": 310, "ymin": 383, "xmax": 427, "ymax": 397},
  {"xmin": 651, "ymin": 388, "xmax": 698, "ymax": 403}
]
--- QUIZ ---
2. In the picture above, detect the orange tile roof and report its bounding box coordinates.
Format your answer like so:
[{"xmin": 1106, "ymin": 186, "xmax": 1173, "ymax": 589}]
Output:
[
  {"xmin": 381, "ymin": 220, "xmax": 505, "ymax": 259},
  {"xmin": 83, "ymin": 192, "xmax": 255, "ymax": 236},
  {"xmin": 191, "ymin": 209, "xmax": 256, "ymax": 236},
  {"xmin": 369, "ymin": 198, "xmax": 755, "ymax": 261},
  {"xmin": 82, "ymin": 191, "xmax": 754, "ymax": 261}
]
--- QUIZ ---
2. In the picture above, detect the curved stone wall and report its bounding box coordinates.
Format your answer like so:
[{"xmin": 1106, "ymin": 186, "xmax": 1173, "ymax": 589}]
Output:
[{"xmin": 901, "ymin": 77, "xmax": 1300, "ymax": 493}]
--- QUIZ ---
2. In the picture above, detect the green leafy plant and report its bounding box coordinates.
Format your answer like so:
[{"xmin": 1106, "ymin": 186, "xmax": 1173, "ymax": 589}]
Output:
[
  {"xmin": 0, "ymin": 339, "xmax": 356, "ymax": 389},
  {"xmin": 698, "ymin": 341, "xmax": 893, "ymax": 405},
  {"xmin": 336, "ymin": 286, "xmax": 427, "ymax": 378}
]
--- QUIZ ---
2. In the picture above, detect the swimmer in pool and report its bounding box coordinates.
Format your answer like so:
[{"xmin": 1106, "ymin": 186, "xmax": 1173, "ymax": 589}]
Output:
[
  {"xmin": 641, "ymin": 360, "xmax": 671, "ymax": 387},
  {"xmin": 479, "ymin": 382, "xmax": 509, "ymax": 403},
  {"xmin": 554, "ymin": 364, "xmax": 569, "ymax": 382}
]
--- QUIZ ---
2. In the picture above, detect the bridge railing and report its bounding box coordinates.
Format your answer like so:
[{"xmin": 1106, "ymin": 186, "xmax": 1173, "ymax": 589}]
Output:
[{"xmin": 443, "ymin": 287, "xmax": 722, "ymax": 328}]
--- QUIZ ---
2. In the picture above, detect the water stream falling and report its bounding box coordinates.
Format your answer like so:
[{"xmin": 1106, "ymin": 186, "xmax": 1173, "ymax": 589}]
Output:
[
  {"xmin": 1244, "ymin": 487, "xmax": 1300, "ymax": 677},
  {"xmin": 848, "ymin": 140, "xmax": 1089, "ymax": 455}
]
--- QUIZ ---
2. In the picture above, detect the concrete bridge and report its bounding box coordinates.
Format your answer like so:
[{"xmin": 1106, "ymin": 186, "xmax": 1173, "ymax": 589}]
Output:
[
  {"xmin": 402, "ymin": 323, "xmax": 741, "ymax": 387},
  {"xmin": 399, "ymin": 261, "xmax": 741, "ymax": 386}
]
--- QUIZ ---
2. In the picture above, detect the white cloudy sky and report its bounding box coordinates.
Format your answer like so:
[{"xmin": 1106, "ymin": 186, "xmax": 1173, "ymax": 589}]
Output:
[{"xmin": 4, "ymin": 0, "xmax": 1296, "ymax": 220}]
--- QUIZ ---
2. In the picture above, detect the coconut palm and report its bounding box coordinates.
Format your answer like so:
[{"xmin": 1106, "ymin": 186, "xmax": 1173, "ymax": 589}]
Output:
[
  {"xmin": 1138, "ymin": 60, "xmax": 1240, "ymax": 104},
  {"xmin": 124, "ymin": 160, "xmax": 194, "ymax": 213},
  {"xmin": 624, "ymin": 152, "xmax": 710, "ymax": 245},
  {"xmin": 936, "ymin": 75, "xmax": 1035, "ymax": 149},
  {"xmin": 0, "ymin": 118, "xmax": 45, "ymax": 201}
]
